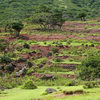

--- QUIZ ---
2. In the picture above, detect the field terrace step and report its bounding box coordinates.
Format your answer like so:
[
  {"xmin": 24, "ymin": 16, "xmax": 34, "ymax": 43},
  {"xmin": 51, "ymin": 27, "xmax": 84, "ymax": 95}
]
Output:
[{"xmin": 55, "ymin": 64, "xmax": 79, "ymax": 70}]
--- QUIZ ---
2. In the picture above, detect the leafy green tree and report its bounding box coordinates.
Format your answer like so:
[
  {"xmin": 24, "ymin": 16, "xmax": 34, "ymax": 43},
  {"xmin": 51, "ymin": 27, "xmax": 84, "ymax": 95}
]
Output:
[
  {"xmin": 77, "ymin": 51, "xmax": 100, "ymax": 80},
  {"xmin": 50, "ymin": 11, "xmax": 65, "ymax": 29},
  {"xmin": 30, "ymin": 12, "xmax": 51, "ymax": 29},
  {"xmin": 78, "ymin": 12, "xmax": 86, "ymax": 21},
  {"xmin": 28, "ymin": 5, "xmax": 65, "ymax": 30},
  {"xmin": 9, "ymin": 21, "xmax": 24, "ymax": 37},
  {"xmin": 36, "ymin": 4, "xmax": 51, "ymax": 13}
]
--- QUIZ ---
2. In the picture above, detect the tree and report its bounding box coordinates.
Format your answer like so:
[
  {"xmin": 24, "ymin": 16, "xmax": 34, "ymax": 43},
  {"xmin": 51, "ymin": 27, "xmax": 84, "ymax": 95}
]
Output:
[
  {"xmin": 9, "ymin": 21, "xmax": 24, "ymax": 37},
  {"xmin": 50, "ymin": 11, "xmax": 65, "ymax": 29},
  {"xmin": 36, "ymin": 4, "xmax": 51, "ymax": 13},
  {"xmin": 30, "ymin": 12, "xmax": 51, "ymax": 29},
  {"xmin": 78, "ymin": 12, "xmax": 86, "ymax": 21},
  {"xmin": 27, "ymin": 5, "xmax": 65, "ymax": 30},
  {"xmin": 77, "ymin": 51, "xmax": 100, "ymax": 80}
]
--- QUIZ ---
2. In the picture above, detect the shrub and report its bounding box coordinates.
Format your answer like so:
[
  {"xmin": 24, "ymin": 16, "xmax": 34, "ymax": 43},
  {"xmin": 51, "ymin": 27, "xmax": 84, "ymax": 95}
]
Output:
[
  {"xmin": 6, "ymin": 52, "xmax": 16, "ymax": 57},
  {"xmin": 58, "ymin": 43, "xmax": 63, "ymax": 47},
  {"xmin": 0, "ymin": 56, "xmax": 11, "ymax": 63},
  {"xmin": 44, "ymin": 41, "xmax": 47, "ymax": 45},
  {"xmin": 65, "ymin": 80, "xmax": 78, "ymax": 86},
  {"xmin": 77, "ymin": 51, "xmax": 100, "ymax": 80},
  {"xmin": 26, "ymin": 69, "xmax": 34, "ymax": 75},
  {"xmin": 78, "ymin": 47, "xmax": 83, "ymax": 51},
  {"xmin": 16, "ymin": 46, "xmax": 23, "ymax": 51},
  {"xmin": 51, "ymin": 47, "xmax": 58, "ymax": 53},
  {"xmin": 91, "ymin": 44, "xmax": 94, "ymax": 47},
  {"xmin": 83, "ymin": 81, "xmax": 96, "ymax": 89},
  {"xmin": 23, "ymin": 43, "xmax": 30, "ymax": 49},
  {"xmin": 18, "ymin": 57, "xmax": 27, "ymax": 62},
  {"xmin": 0, "ymin": 71, "xmax": 2, "ymax": 77},
  {"xmin": 85, "ymin": 44, "xmax": 88, "ymax": 48},
  {"xmin": 74, "ymin": 89, "xmax": 83, "ymax": 94},
  {"xmin": 42, "ymin": 92, "xmax": 48, "ymax": 95},
  {"xmin": 6, "ymin": 64, "xmax": 14, "ymax": 72},
  {"xmin": 53, "ymin": 58, "xmax": 62, "ymax": 62},
  {"xmin": 63, "ymin": 89, "xmax": 84, "ymax": 95},
  {"xmin": 69, "ymin": 58, "xmax": 74, "ymax": 62},
  {"xmin": 63, "ymin": 90, "xmax": 73, "ymax": 95},
  {"xmin": 22, "ymin": 80, "xmax": 37, "ymax": 89}
]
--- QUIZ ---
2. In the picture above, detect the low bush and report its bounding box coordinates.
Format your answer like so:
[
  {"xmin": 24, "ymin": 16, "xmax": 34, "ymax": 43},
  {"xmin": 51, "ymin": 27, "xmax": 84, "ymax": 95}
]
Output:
[
  {"xmin": 16, "ymin": 46, "xmax": 23, "ymax": 51},
  {"xmin": 26, "ymin": 69, "xmax": 34, "ymax": 75},
  {"xmin": 53, "ymin": 58, "xmax": 62, "ymax": 62},
  {"xmin": 65, "ymin": 80, "xmax": 78, "ymax": 86},
  {"xmin": 6, "ymin": 64, "xmax": 14, "ymax": 72},
  {"xmin": 69, "ymin": 58, "xmax": 74, "ymax": 62},
  {"xmin": 42, "ymin": 92, "xmax": 48, "ymax": 95},
  {"xmin": 23, "ymin": 43, "xmax": 30, "ymax": 49},
  {"xmin": 0, "ymin": 56, "xmax": 11, "ymax": 63},
  {"xmin": 91, "ymin": 44, "xmax": 94, "ymax": 47},
  {"xmin": 63, "ymin": 90, "xmax": 73, "ymax": 95},
  {"xmin": 83, "ymin": 81, "xmax": 97, "ymax": 89},
  {"xmin": 51, "ymin": 47, "xmax": 58, "ymax": 53},
  {"xmin": 74, "ymin": 89, "xmax": 83, "ymax": 94},
  {"xmin": 6, "ymin": 52, "xmax": 16, "ymax": 57},
  {"xmin": 22, "ymin": 80, "xmax": 37, "ymax": 89},
  {"xmin": 63, "ymin": 89, "xmax": 84, "ymax": 95}
]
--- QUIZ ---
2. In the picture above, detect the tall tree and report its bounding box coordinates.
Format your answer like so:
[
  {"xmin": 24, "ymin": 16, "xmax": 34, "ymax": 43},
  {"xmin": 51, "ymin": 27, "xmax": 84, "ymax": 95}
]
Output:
[
  {"xmin": 8, "ymin": 21, "xmax": 24, "ymax": 37},
  {"xmin": 78, "ymin": 12, "xmax": 87, "ymax": 21},
  {"xmin": 27, "ymin": 5, "xmax": 65, "ymax": 30}
]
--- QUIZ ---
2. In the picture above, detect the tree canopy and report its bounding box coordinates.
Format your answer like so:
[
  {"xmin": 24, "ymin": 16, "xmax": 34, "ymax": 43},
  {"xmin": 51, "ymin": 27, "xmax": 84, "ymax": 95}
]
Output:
[
  {"xmin": 0, "ymin": 0, "xmax": 100, "ymax": 21},
  {"xmin": 27, "ymin": 5, "xmax": 65, "ymax": 30},
  {"xmin": 77, "ymin": 49, "xmax": 100, "ymax": 80},
  {"xmin": 8, "ymin": 21, "xmax": 24, "ymax": 37}
]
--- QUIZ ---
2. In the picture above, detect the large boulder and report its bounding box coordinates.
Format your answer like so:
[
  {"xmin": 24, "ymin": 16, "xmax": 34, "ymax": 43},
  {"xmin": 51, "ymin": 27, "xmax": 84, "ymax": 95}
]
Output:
[{"xmin": 45, "ymin": 88, "xmax": 57, "ymax": 93}]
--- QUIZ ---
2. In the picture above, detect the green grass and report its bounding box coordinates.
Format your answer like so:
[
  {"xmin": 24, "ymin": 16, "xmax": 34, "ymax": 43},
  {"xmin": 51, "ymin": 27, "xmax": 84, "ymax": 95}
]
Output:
[
  {"xmin": 46, "ymin": 71, "xmax": 75, "ymax": 75},
  {"xmin": 0, "ymin": 86, "xmax": 100, "ymax": 100},
  {"xmin": 52, "ymin": 59, "xmax": 81, "ymax": 64}
]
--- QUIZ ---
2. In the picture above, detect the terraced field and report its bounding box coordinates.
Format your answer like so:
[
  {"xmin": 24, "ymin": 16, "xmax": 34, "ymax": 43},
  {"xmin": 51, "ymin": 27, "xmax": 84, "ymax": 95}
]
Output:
[{"xmin": 0, "ymin": 19, "xmax": 100, "ymax": 100}]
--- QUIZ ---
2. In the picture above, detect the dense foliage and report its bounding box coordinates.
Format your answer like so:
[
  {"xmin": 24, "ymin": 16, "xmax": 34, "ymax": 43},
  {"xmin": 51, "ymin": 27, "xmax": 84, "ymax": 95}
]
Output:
[
  {"xmin": 0, "ymin": 0, "xmax": 100, "ymax": 22},
  {"xmin": 22, "ymin": 80, "xmax": 37, "ymax": 89},
  {"xmin": 77, "ymin": 50, "xmax": 100, "ymax": 80}
]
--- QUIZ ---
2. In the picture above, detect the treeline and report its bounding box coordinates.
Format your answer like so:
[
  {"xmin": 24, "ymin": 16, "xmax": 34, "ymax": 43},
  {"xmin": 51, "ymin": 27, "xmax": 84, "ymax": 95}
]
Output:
[{"xmin": 0, "ymin": 0, "xmax": 100, "ymax": 22}]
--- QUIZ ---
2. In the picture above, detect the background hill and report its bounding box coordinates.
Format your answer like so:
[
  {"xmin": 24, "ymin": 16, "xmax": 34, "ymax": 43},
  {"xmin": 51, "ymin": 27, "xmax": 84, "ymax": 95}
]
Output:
[{"xmin": 0, "ymin": 0, "xmax": 100, "ymax": 21}]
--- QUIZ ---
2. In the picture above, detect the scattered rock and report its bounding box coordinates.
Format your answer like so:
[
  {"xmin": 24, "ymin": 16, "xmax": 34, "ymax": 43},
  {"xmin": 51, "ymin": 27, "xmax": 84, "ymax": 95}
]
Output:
[
  {"xmin": 15, "ymin": 72, "xmax": 21, "ymax": 77},
  {"xmin": 45, "ymin": 88, "xmax": 57, "ymax": 93},
  {"xmin": 41, "ymin": 74, "xmax": 55, "ymax": 80},
  {"xmin": 19, "ymin": 67, "xmax": 27, "ymax": 75}
]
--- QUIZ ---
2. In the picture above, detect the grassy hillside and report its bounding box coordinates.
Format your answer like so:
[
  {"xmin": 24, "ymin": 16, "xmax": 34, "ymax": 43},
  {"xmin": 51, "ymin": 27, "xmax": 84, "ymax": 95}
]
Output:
[{"xmin": 0, "ymin": 0, "xmax": 100, "ymax": 21}]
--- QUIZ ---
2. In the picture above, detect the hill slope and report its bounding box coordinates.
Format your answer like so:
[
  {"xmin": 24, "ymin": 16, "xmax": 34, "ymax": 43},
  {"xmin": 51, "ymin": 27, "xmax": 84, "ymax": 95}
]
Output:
[{"xmin": 0, "ymin": 0, "xmax": 100, "ymax": 21}]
